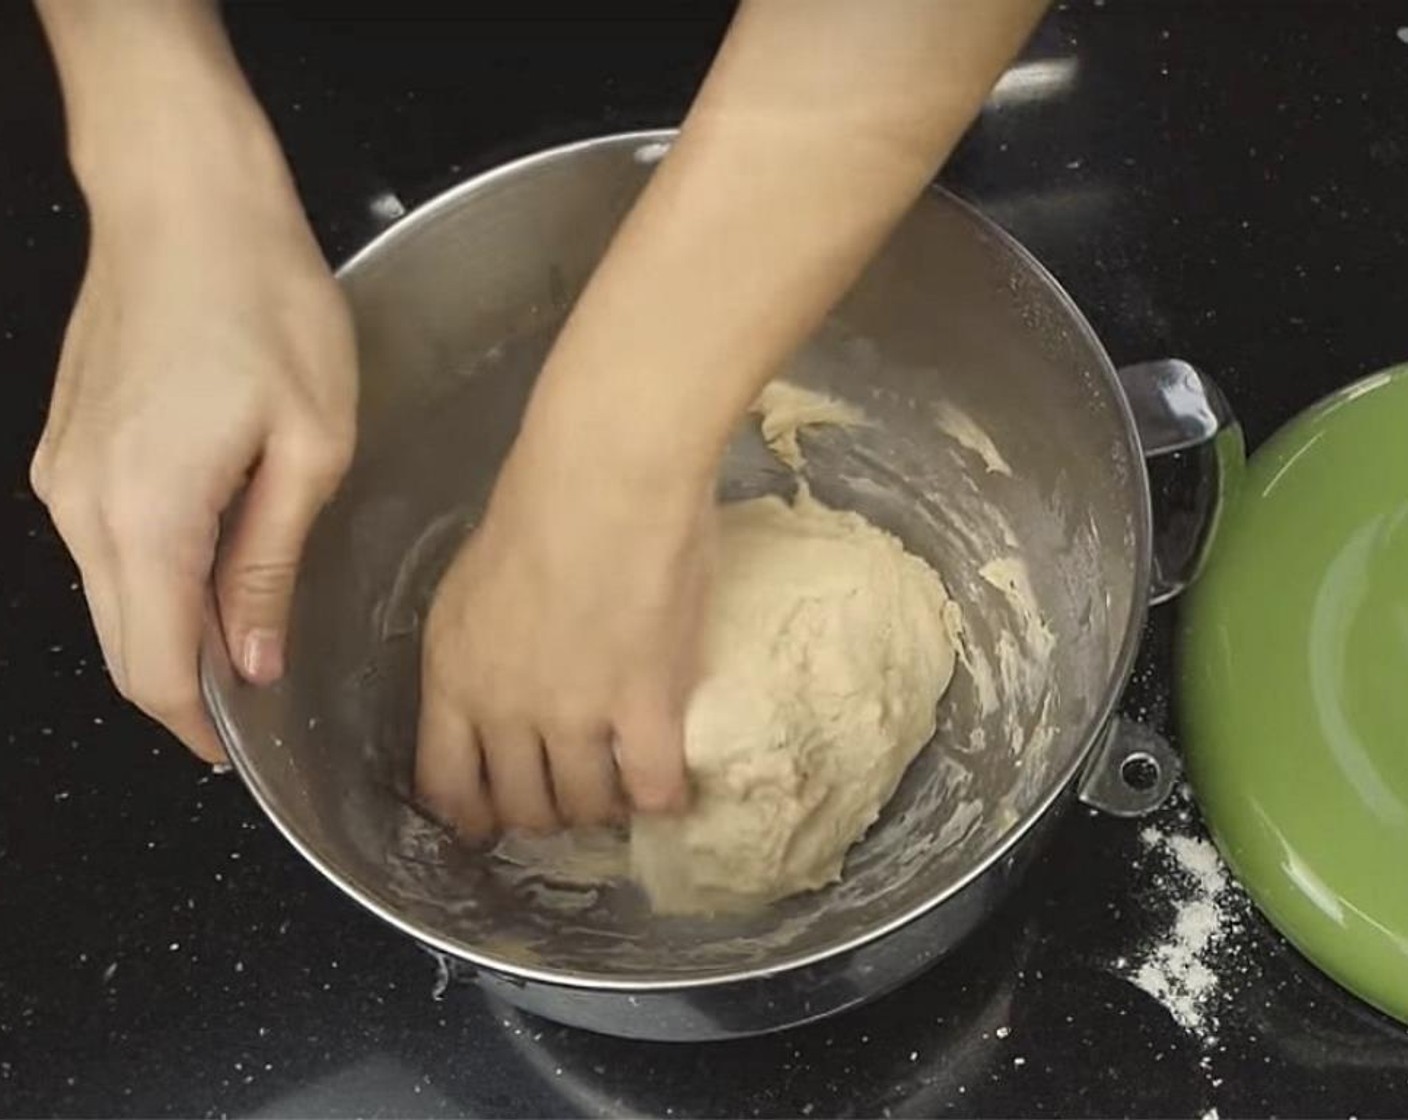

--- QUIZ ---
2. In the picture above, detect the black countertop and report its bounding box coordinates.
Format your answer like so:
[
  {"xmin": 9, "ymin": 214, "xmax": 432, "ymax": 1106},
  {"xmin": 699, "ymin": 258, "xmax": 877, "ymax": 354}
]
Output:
[{"xmin": 5, "ymin": 3, "xmax": 1408, "ymax": 1115}]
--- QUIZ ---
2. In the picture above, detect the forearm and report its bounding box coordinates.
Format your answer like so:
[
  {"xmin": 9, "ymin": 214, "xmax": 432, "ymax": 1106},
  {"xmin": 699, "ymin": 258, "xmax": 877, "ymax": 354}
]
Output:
[
  {"xmin": 36, "ymin": 0, "xmax": 291, "ymax": 217},
  {"xmin": 522, "ymin": 0, "xmax": 1046, "ymax": 492}
]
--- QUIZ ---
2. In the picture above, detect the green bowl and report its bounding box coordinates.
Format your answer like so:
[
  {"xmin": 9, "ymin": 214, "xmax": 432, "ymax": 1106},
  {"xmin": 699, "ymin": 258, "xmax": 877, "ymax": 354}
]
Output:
[{"xmin": 1180, "ymin": 364, "xmax": 1408, "ymax": 1023}]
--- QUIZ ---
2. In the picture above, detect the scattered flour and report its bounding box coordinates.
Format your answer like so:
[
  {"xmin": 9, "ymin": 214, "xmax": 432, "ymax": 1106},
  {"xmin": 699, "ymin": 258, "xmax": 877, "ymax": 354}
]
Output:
[{"xmin": 1123, "ymin": 818, "xmax": 1244, "ymax": 1045}]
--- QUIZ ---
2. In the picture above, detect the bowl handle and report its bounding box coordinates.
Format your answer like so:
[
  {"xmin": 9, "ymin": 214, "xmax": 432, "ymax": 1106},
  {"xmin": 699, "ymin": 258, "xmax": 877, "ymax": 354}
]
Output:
[
  {"xmin": 1078, "ymin": 716, "xmax": 1181, "ymax": 817},
  {"xmin": 1118, "ymin": 359, "xmax": 1246, "ymax": 604}
]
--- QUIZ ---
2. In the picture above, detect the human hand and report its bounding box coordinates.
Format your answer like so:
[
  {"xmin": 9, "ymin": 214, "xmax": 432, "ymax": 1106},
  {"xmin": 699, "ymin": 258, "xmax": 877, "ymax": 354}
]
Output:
[
  {"xmin": 30, "ymin": 151, "xmax": 356, "ymax": 762},
  {"xmin": 414, "ymin": 424, "xmax": 713, "ymax": 837}
]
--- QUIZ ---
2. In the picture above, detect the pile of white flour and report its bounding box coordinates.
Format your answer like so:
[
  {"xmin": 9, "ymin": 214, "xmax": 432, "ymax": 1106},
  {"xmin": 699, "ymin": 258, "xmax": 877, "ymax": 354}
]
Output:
[{"xmin": 1119, "ymin": 807, "xmax": 1249, "ymax": 1045}]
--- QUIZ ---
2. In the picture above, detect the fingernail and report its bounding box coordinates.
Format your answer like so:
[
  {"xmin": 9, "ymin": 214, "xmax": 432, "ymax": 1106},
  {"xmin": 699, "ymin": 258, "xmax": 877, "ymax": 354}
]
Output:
[{"xmin": 241, "ymin": 629, "xmax": 283, "ymax": 684}]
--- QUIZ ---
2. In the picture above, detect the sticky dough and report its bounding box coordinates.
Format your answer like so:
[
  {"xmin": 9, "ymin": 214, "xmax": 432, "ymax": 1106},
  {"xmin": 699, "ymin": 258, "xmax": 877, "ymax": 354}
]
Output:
[{"xmin": 630, "ymin": 385, "xmax": 959, "ymax": 915}]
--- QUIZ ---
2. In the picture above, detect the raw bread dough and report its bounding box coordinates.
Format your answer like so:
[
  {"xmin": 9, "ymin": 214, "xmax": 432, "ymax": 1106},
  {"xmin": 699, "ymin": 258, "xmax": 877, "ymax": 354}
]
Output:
[
  {"xmin": 752, "ymin": 380, "xmax": 865, "ymax": 470},
  {"xmin": 630, "ymin": 487, "xmax": 958, "ymax": 915}
]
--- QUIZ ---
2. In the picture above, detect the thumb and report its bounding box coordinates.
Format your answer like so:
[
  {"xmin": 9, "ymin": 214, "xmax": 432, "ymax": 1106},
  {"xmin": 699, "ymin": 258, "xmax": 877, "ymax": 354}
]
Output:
[{"xmin": 216, "ymin": 430, "xmax": 348, "ymax": 684}]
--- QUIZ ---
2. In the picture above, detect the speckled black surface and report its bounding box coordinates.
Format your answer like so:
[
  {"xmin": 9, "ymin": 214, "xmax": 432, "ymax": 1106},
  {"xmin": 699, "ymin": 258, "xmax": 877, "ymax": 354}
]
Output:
[{"xmin": 4, "ymin": 2, "xmax": 1408, "ymax": 1116}]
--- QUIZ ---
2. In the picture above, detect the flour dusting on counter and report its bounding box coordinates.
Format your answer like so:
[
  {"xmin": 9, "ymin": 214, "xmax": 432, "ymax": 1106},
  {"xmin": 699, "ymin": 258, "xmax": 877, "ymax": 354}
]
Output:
[{"xmin": 1119, "ymin": 808, "xmax": 1249, "ymax": 1046}]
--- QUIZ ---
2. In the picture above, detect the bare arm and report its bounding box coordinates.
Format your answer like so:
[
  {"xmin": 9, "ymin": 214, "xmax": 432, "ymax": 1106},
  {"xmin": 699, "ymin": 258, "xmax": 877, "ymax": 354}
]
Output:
[
  {"xmin": 32, "ymin": 0, "xmax": 356, "ymax": 760},
  {"xmin": 524, "ymin": 0, "xmax": 1048, "ymax": 485},
  {"xmin": 419, "ymin": 0, "xmax": 1047, "ymax": 835},
  {"xmin": 38, "ymin": 0, "xmax": 272, "ymax": 185}
]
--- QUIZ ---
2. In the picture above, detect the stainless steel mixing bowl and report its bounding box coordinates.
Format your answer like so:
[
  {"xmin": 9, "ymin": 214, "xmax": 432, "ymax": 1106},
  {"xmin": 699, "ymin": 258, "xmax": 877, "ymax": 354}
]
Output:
[{"xmin": 201, "ymin": 130, "xmax": 1241, "ymax": 1040}]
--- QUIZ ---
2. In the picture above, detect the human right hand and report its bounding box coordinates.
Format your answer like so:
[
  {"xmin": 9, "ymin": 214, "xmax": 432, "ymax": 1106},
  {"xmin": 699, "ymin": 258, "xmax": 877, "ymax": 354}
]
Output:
[
  {"xmin": 415, "ymin": 417, "xmax": 712, "ymax": 836},
  {"xmin": 30, "ymin": 142, "xmax": 356, "ymax": 762}
]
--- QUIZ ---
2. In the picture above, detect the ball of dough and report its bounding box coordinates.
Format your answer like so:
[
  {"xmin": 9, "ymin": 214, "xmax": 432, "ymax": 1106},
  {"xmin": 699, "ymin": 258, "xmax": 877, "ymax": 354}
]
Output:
[{"xmin": 630, "ymin": 490, "xmax": 958, "ymax": 915}]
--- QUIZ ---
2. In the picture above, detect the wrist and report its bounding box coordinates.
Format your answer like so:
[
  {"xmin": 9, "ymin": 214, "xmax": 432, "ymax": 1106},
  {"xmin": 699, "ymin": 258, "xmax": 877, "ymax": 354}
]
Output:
[
  {"xmin": 73, "ymin": 86, "xmax": 289, "ymax": 218},
  {"xmin": 42, "ymin": 2, "xmax": 292, "ymax": 220},
  {"xmin": 520, "ymin": 363, "xmax": 727, "ymax": 502},
  {"xmin": 503, "ymin": 384, "xmax": 719, "ymax": 542}
]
